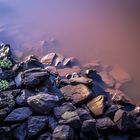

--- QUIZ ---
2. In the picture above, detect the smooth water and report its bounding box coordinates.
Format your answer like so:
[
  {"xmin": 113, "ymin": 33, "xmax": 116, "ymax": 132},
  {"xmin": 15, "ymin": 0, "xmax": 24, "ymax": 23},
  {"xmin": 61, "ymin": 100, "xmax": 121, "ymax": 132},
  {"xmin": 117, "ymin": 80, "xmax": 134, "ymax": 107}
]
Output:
[{"xmin": 0, "ymin": 0, "xmax": 140, "ymax": 103}]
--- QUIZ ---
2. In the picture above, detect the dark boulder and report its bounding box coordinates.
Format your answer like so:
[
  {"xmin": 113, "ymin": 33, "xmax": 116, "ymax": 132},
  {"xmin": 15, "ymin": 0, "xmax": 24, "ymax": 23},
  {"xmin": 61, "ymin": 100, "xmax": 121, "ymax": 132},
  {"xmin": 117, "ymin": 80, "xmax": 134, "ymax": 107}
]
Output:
[
  {"xmin": 96, "ymin": 117, "xmax": 117, "ymax": 133},
  {"xmin": 38, "ymin": 132, "xmax": 52, "ymax": 140},
  {"xmin": 80, "ymin": 119, "xmax": 99, "ymax": 140},
  {"xmin": 13, "ymin": 122, "xmax": 28, "ymax": 140},
  {"xmin": 59, "ymin": 111, "xmax": 82, "ymax": 131},
  {"xmin": 114, "ymin": 109, "xmax": 137, "ymax": 133},
  {"xmin": 60, "ymin": 84, "xmax": 94, "ymax": 105},
  {"xmin": 53, "ymin": 125, "xmax": 74, "ymax": 140},
  {"xmin": 48, "ymin": 115, "xmax": 58, "ymax": 131},
  {"xmin": 76, "ymin": 108, "xmax": 93, "ymax": 122},
  {"xmin": 85, "ymin": 69, "xmax": 98, "ymax": 79},
  {"xmin": 0, "ymin": 127, "xmax": 12, "ymax": 140},
  {"xmin": 27, "ymin": 93, "xmax": 59, "ymax": 114},
  {"xmin": 54, "ymin": 103, "xmax": 76, "ymax": 119},
  {"xmin": 16, "ymin": 89, "xmax": 36, "ymax": 106},
  {"xmin": 4, "ymin": 107, "xmax": 32, "ymax": 122},
  {"xmin": 28, "ymin": 116, "xmax": 48, "ymax": 137}
]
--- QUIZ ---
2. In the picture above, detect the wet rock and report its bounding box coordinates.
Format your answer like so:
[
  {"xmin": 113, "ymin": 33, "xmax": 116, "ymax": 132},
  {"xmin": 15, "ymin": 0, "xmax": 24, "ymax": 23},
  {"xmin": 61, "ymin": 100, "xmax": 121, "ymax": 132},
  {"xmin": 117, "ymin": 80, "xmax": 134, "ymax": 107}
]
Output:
[
  {"xmin": 60, "ymin": 84, "xmax": 94, "ymax": 105},
  {"xmin": 13, "ymin": 122, "xmax": 28, "ymax": 140},
  {"xmin": 0, "ymin": 44, "xmax": 12, "ymax": 59},
  {"xmin": 109, "ymin": 65, "xmax": 131, "ymax": 88},
  {"xmin": 76, "ymin": 108, "xmax": 93, "ymax": 122},
  {"xmin": 28, "ymin": 116, "xmax": 48, "ymax": 137},
  {"xmin": 54, "ymin": 103, "xmax": 76, "ymax": 119},
  {"xmin": 87, "ymin": 95, "xmax": 108, "ymax": 116},
  {"xmin": 16, "ymin": 89, "xmax": 35, "ymax": 106},
  {"xmin": 22, "ymin": 55, "xmax": 44, "ymax": 70},
  {"xmin": 4, "ymin": 107, "xmax": 32, "ymax": 122},
  {"xmin": 22, "ymin": 70, "xmax": 50, "ymax": 88},
  {"xmin": 48, "ymin": 115, "xmax": 58, "ymax": 131},
  {"xmin": 85, "ymin": 69, "xmax": 98, "ymax": 79},
  {"xmin": 70, "ymin": 76, "xmax": 93, "ymax": 86},
  {"xmin": 63, "ymin": 57, "xmax": 76, "ymax": 67},
  {"xmin": 0, "ymin": 127, "xmax": 12, "ymax": 140},
  {"xmin": 59, "ymin": 111, "xmax": 82, "ymax": 131},
  {"xmin": 27, "ymin": 93, "xmax": 59, "ymax": 114},
  {"xmin": 41, "ymin": 53, "xmax": 56, "ymax": 65},
  {"xmin": 0, "ymin": 107, "xmax": 12, "ymax": 121},
  {"xmin": 99, "ymin": 71, "xmax": 115, "ymax": 88},
  {"xmin": 58, "ymin": 78, "xmax": 70, "ymax": 88},
  {"xmin": 96, "ymin": 117, "xmax": 117, "ymax": 132},
  {"xmin": 38, "ymin": 132, "xmax": 52, "ymax": 140},
  {"xmin": 0, "ymin": 89, "xmax": 21, "ymax": 108},
  {"xmin": 58, "ymin": 66, "xmax": 81, "ymax": 77},
  {"xmin": 53, "ymin": 125, "xmax": 74, "ymax": 140},
  {"xmin": 114, "ymin": 109, "xmax": 137, "ymax": 133},
  {"xmin": 45, "ymin": 66, "xmax": 58, "ymax": 76},
  {"xmin": 80, "ymin": 119, "xmax": 99, "ymax": 140},
  {"xmin": 53, "ymin": 53, "xmax": 65, "ymax": 67}
]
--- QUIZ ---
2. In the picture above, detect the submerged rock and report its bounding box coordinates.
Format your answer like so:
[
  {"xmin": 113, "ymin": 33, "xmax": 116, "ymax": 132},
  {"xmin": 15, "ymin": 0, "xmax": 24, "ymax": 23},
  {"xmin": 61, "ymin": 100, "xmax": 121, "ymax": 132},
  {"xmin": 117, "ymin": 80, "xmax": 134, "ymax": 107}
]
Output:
[
  {"xmin": 38, "ymin": 132, "xmax": 52, "ymax": 140},
  {"xmin": 53, "ymin": 125, "xmax": 74, "ymax": 140},
  {"xmin": 60, "ymin": 84, "xmax": 94, "ymax": 105},
  {"xmin": 27, "ymin": 93, "xmax": 59, "ymax": 114},
  {"xmin": 41, "ymin": 53, "xmax": 56, "ymax": 65}
]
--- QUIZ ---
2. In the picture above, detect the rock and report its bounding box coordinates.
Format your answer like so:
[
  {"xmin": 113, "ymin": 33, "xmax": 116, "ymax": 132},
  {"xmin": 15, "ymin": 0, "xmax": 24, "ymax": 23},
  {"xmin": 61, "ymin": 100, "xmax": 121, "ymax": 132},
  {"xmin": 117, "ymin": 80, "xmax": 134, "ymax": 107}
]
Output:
[
  {"xmin": 107, "ymin": 134, "xmax": 130, "ymax": 140},
  {"xmin": 80, "ymin": 119, "xmax": 99, "ymax": 140},
  {"xmin": 105, "ymin": 105, "xmax": 122, "ymax": 117},
  {"xmin": 58, "ymin": 78, "xmax": 70, "ymax": 88},
  {"xmin": 96, "ymin": 117, "xmax": 117, "ymax": 132},
  {"xmin": 109, "ymin": 89, "xmax": 133, "ymax": 106},
  {"xmin": 0, "ymin": 70, "xmax": 15, "ymax": 80},
  {"xmin": 109, "ymin": 65, "xmax": 131, "ymax": 88},
  {"xmin": 59, "ymin": 111, "xmax": 82, "ymax": 131},
  {"xmin": 16, "ymin": 89, "xmax": 36, "ymax": 106},
  {"xmin": 45, "ymin": 66, "xmax": 58, "ymax": 76},
  {"xmin": 13, "ymin": 122, "xmax": 28, "ymax": 140},
  {"xmin": 22, "ymin": 70, "xmax": 50, "ymax": 88},
  {"xmin": 22, "ymin": 55, "xmax": 44, "ymax": 70},
  {"xmin": 87, "ymin": 95, "xmax": 108, "ymax": 116},
  {"xmin": 76, "ymin": 108, "xmax": 93, "ymax": 122},
  {"xmin": 27, "ymin": 93, "xmax": 59, "ymax": 114},
  {"xmin": 53, "ymin": 125, "xmax": 74, "ymax": 140},
  {"xmin": 48, "ymin": 115, "xmax": 58, "ymax": 131},
  {"xmin": 99, "ymin": 71, "xmax": 115, "ymax": 88},
  {"xmin": 85, "ymin": 69, "xmax": 98, "ymax": 79},
  {"xmin": 0, "ymin": 89, "xmax": 21, "ymax": 108},
  {"xmin": 41, "ymin": 53, "xmax": 56, "ymax": 65},
  {"xmin": 57, "ymin": 66, "xmax": 81, "ymax": 77},
  {"xmin": 38, "ymin": 132, "xmax": 52, "ymax": 140},
  {"xmin": 15, "ymin": 72, "xmax": 22, "ymax": 87},
  {"xmin": 54, "ymin": 103, "xmax": 76, "ymax": 119},
  {"xmin": 53, "ymin": 53, "xmax": 64, "ymax": 67},
  {"xmin": 0, "ymin": 44, "xmax": 12, "ymax": 59},
  {"xmin": 60, "ymin": 84, "xmax": 94, "ymax": 105},
  {"xmin": 63, "ymin": 57, "xmax": 76, "ymax": 67},
  {"xmin": 28, "ymin": 116, "xmax": 48, "ymax": 137},
  {"xmin": 0, "ymin": 127, "xmax": 12, "ymax": 140},
  {"xmin": 0, "ymin": 107, "xmax": 12, "ymax": 121},
  {"xmin": 69, "ymin": 76, "xmax": 93, "ymax": 86},
  {"xmin": 4, "ymin": 107, "xmax": 32, "ymax": 122},
  {"xmin": 114, "ymin": 109, "xmax": 137, "ymax": 133}
]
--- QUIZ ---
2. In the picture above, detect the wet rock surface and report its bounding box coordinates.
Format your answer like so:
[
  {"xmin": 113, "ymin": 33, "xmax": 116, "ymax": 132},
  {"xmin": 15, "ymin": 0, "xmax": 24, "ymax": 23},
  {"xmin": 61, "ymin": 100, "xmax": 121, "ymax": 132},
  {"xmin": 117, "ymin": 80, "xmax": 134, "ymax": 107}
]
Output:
[{"xmin": 0, "ymin": 43, "xmax": 139, "ymax": 140}]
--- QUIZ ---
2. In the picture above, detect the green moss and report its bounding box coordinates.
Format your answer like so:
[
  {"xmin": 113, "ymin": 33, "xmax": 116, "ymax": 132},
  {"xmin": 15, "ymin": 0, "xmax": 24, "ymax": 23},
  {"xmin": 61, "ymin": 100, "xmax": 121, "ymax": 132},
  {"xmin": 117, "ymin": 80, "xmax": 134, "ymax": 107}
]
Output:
[
  {"xmin": 0, "ymin": 59, "xmax": 13, "ymax": 69},
  {"xmin": 0, "ymin": 80, "xmax": 9, "ymax": 91}
]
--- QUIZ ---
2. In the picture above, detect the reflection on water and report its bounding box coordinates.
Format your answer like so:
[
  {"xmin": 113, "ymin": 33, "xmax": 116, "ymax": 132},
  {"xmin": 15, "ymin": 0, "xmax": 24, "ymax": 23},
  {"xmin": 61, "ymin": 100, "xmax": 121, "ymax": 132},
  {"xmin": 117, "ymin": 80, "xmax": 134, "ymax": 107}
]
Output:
[{"xmin": 0, "ymin": 0, "xmax": 140, "ymax": 103}]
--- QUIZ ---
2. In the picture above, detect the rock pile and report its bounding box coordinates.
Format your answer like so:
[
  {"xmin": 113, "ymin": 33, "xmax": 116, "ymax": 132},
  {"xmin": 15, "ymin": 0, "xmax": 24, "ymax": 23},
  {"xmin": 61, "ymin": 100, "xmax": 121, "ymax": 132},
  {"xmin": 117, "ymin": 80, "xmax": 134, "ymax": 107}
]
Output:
[{"xmin": 0, "ymin": 43, "xmax": 140, "ymax": 140}]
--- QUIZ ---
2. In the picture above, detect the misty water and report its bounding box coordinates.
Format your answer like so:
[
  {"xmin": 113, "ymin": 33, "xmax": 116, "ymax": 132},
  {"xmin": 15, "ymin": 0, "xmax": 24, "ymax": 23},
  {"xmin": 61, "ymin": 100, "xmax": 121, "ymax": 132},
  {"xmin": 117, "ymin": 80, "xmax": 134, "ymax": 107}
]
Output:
[{"xmin": 0, "ymin": 0, "xmax": 140, "ymax": 103}]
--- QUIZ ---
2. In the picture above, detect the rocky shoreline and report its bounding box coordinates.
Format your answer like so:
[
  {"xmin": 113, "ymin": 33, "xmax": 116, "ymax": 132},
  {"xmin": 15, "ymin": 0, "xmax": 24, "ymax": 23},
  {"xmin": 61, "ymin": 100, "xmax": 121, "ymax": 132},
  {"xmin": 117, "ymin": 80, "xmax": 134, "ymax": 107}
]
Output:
[{"xmin": 0, "ymin": 43, "xmax": 140, "ymax": 140}]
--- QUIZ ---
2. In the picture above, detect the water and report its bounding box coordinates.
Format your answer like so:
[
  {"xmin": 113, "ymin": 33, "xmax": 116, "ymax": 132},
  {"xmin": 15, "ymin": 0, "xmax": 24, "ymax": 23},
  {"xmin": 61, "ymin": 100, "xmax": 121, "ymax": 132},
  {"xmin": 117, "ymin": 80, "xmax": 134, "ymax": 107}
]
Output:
[{"xmin": 0, "ymin": 0, "xmax": 140, "ymax": 103}]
